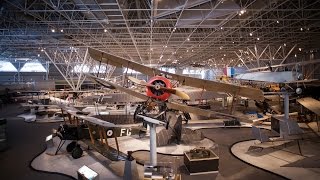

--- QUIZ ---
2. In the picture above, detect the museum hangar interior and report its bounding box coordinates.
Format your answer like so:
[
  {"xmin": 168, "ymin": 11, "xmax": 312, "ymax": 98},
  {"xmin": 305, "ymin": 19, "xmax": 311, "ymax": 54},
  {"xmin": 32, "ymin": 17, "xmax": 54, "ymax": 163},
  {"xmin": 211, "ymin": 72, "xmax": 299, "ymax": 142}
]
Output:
[{"xmin": 1, "ymin": 0, "xmax": 320, "ymax": 179}]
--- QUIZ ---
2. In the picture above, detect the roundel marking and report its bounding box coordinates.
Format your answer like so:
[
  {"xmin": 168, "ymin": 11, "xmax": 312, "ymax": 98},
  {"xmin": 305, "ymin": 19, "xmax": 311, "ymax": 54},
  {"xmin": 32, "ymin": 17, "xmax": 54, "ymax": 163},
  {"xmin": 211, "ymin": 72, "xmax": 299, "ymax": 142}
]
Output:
[{"xmin": 106, "ymin": 129, "xmax": 113, "ymax": 137}]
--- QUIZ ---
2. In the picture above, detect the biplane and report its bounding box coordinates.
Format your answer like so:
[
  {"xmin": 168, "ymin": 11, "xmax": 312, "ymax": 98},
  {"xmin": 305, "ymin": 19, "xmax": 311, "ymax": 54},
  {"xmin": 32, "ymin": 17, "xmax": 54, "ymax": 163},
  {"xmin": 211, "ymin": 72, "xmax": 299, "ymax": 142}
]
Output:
[{"xmin": 87, "ymin": 48, "xmax": 264, "ymax": 101}]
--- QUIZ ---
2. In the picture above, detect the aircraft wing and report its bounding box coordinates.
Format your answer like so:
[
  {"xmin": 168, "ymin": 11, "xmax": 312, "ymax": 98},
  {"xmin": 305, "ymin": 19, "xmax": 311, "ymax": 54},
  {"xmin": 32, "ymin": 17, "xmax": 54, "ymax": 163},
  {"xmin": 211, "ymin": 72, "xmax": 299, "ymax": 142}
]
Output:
[
  {"xmin": 86, "ymin": 74, "xmax": 149, "ymax": 101},
  {"xmin": 166, "ymin": 102, "xmax": 237, "ymax": 118},
  {"xmin": 58, "ymin": 103, "xmax": 143, "ymax": 129},
  {"xmin": 283, "ymin": 79, "xmax": 318, "ymax": 84},
  {"xmin": 88, "ymin": 48, "xmax": 264, "ymax": 100}
]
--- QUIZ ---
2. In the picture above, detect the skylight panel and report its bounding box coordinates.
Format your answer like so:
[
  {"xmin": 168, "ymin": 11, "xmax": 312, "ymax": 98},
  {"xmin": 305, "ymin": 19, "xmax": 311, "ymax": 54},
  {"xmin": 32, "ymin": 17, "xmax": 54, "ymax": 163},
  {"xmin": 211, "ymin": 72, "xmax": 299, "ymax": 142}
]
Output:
[
  {"xmin": 123, "ymin": 68, "xmax": 141, "ymax": 74},
  {"xmin": 20, "ymin": 60, "xmax": 47, "ymax": 72},
  {"xmin": 73, "ymin": 64, "xmax": 90, "ymax": 73},
  {"xmin": 0, "ymin": 61, "xmax": 18, "ymax": 72}
]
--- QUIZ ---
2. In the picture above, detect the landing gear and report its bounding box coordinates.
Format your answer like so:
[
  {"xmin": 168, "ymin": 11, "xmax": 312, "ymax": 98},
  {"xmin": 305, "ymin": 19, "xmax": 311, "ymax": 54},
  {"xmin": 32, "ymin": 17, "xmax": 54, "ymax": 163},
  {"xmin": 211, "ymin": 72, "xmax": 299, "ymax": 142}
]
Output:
[
  {"xmin": 71, "ymin": 145, "xmax": 83, "ymax": 159},
  {"xmin": 66, "ymin": 141, "xmax": 76, "ymax": 152}
]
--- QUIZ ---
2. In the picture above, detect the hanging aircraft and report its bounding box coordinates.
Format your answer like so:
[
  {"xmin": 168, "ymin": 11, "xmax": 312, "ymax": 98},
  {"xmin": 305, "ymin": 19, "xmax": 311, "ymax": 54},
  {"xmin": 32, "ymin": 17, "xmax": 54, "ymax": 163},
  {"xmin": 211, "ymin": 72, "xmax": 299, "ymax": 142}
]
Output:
[{"xmin": 234, "ymin": 70, "xmax": 317, "ymax": 84}]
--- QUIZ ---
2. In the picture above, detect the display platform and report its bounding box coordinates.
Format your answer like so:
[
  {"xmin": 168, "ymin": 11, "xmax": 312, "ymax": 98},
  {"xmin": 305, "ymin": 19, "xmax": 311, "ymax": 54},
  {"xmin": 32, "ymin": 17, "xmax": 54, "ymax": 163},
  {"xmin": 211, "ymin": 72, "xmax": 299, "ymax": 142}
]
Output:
[
  {"xmin": 108, "ymin": 134, "xmax": 215, "ymax": 155},
  {"xmin": 231, "ymin": 138, "xmax": 320, "ymax": 180},
  {"xmin": 184, "ymin": 148, "xmax": 219, "ymax": 175},
  {"xmin": 31, "ymin": 136, "xmax": 125, "ymax": 179}
]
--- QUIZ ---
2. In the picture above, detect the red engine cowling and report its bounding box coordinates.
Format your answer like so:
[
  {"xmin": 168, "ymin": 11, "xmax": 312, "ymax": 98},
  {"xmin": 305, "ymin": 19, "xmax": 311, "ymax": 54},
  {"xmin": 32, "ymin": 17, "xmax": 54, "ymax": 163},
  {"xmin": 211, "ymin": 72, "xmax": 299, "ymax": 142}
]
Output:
[{"xmin": 146, "ymin": 76, "xmax": 172, "ymax": 101}]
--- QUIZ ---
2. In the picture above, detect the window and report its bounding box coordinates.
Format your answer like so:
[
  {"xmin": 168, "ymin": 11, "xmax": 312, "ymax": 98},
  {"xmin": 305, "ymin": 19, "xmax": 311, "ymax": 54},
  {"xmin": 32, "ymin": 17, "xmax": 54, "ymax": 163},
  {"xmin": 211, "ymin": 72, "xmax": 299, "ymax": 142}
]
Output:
[
  {"xmin": 160, "ymin": 67, "xmax": 176, "ymax": 73},
  {"xmin": 91, "ymin": 65, "xmax": 107, "ymax": 73},
  {"xmin": 123, "ymin": 68, "xmax": 141, "ymax": 74},
  {"xmin": 20, "ymin": 60, "xmax": 47, "ymax": 72},
  {"xmin": 72, "ymin": 64, "xmax": 90, "ymax": 73},
  {"xmin": 0, "ymin": 61, "xmax": 18, "ymax": 72},
  {"xmin": 182, "ymin": 68, "xmax": 206, "ymax": 79}
]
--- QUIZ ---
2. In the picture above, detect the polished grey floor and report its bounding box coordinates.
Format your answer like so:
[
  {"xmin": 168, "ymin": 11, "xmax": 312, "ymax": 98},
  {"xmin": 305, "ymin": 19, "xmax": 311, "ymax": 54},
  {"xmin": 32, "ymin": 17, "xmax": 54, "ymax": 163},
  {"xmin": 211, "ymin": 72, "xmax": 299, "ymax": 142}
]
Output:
[
  {"xmin": 0, "ymin": 104, "xmax": 73, "ymax": 180},
  {"xmin": 201, "ymin": 128, "xmax": 285, "ymax": 180}
]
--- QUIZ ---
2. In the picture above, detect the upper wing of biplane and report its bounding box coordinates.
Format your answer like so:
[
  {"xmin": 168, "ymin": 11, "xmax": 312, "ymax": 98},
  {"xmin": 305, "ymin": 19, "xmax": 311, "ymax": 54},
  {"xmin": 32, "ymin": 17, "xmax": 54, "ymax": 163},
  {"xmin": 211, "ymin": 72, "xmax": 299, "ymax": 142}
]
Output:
[
  {"xmin": 86, "ymin": 74, "xmax": 237, "ymax": 119},
  {"xmin": 88, "ymin": 48, "xmax": 264, "ymax": 100}
]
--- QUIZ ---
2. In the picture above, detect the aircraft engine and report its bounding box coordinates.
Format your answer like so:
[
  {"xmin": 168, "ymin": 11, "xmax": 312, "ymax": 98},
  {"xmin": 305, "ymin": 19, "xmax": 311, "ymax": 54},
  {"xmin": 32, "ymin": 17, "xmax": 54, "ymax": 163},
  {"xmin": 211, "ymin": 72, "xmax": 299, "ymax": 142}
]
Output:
[{"xmin": 146, "ymin": 76, "xmax": 172, "ymax": 101}]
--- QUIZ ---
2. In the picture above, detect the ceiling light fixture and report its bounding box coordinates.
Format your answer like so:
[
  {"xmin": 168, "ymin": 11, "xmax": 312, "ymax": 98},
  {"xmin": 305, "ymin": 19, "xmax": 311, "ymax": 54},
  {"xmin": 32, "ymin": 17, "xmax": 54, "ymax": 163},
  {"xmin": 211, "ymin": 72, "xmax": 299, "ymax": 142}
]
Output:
[
  {"xmin": 104, "ymin": 29, "xmax": 108, "ymax": 32},
  {"xmin": 51, "ymin": 29, "xmax": 55, "ymax": 33},
  {"xmin": 60, "ymin": 29, "xmax": 64, "ymax": 32},
  {"xmin": 249, "ymin": 32, "xmax": 253, "ymax": 36},
  {"xmin": 239, "ymin": 9, "xmax": 246, "ymax": 15}
]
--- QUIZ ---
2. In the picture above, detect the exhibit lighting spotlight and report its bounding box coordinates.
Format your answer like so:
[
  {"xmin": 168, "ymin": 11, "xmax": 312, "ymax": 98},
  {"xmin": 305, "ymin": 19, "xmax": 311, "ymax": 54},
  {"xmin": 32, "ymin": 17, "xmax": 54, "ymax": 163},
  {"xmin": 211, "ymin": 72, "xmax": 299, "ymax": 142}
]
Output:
[
  {"xmin": 60, "ymin": 29, "xmax": 64, "ymax": 32},
  {"xmin": 104, "ymin": 29, "xmax": 108, "ymax": 32},
  {"xmin": 295, "ymin": 54, "xmax": 297, "ymax": 57},
  {"xmin": 276, "ymin": 20, "xmax": 279, "ymax": 23},
  {"xmin": 300, "ymin": 27, "xmax": 303, "ymax": 31},
  {"xmin": 249, "ymin": 32, "xmax": 253, "ymax": 36},
  {"xmin": 51, "ymin": 29, "xmax": 55, "ymax": 32},
  {"xmin": 187, "ymin": 38, "xmax": 190, "ymax": 41},
  {"xmin": 284, "ymin": 43, "xmax": 286, "ymax": 46},
  {"xmin": 173, "ymin": 27, "xmax": 176, "ymax": 32},
  {"xmin": 299, "ymin": 48, "xmax": 302, "ymax": 51},
  {"xmin": 257, "ymin": 37, "xmax": 260, "ymax": 40}
]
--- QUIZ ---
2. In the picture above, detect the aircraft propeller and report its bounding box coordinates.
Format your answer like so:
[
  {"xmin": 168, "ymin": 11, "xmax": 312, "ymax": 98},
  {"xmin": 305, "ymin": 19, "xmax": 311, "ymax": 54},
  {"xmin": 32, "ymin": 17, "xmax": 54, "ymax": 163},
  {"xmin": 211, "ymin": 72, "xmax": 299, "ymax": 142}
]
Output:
[{"xmin": 127, "ymin": 76, "xmax": 190, "ymax": 101}]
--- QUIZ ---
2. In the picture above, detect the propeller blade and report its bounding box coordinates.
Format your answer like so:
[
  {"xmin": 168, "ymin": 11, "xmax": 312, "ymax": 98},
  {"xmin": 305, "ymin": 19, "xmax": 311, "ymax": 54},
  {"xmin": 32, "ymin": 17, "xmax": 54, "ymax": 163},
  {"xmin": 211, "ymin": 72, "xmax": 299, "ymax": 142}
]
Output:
[
  {"xmin": 127, "ymin": 76, "xmax": 147, "ymax": 86},
  {"xmin": 159, "ymin": 87, "xmax": 190, "ymax": 100}
]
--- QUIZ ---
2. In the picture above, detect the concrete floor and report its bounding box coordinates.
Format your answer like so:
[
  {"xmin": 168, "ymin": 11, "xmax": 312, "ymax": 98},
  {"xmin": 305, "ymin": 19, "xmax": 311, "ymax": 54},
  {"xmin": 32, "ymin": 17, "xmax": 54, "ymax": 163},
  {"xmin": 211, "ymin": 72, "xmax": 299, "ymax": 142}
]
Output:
[
  {"xmin": 0, "ymin": 104, "xmax": 73, "ymax": 180},
  {"xmin": 200, "ymin": 128, "xmax": 286, "ymax": 180}
]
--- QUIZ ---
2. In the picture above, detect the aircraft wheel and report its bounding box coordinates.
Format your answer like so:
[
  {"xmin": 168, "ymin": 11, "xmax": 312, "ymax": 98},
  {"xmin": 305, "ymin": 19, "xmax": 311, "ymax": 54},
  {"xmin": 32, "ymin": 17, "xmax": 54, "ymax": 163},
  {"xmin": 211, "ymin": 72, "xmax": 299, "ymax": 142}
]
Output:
[
  {"xmin": 66, "ymin": 141, "xmax": 77, "ymax": 152},
  {"xmin": 71, "ymin": 145, "xmax": 83, "ymax": 159}
]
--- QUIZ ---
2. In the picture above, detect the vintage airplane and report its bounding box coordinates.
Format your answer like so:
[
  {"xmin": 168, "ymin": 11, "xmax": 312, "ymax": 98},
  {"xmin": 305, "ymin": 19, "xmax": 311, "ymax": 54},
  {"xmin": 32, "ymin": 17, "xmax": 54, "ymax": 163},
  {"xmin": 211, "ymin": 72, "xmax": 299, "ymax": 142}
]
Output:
[
  {"xmin": 87, "ymin": 48, "xmax": 264, "ymax": 101},
  {"xmin": 85, "ymin": 73, "xmax": 249, "ymax": 147}
]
